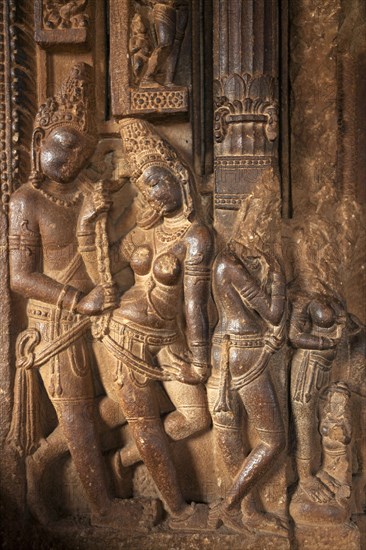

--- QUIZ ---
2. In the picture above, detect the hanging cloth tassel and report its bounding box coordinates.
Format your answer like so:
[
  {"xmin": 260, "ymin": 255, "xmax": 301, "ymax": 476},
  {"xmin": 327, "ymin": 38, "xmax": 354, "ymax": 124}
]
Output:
[
  {"xmin": 6, "ymin": 329, "xmax": 42, "ymax": 456},
  {"xmin": 213, "ymin": 335, "xmax": 233, "ymax": 415}
]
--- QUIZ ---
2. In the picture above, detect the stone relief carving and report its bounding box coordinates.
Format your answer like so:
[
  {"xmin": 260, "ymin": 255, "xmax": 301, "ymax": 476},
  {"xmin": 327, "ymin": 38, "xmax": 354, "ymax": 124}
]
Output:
[
  {"xmin": 76, "ymin": 116, "xmax": 213, "ymax": 527},
  {"xmin": 43, "ymin": 0, "xmax": 89, "ymax": 29},
  {"xmin": 131, "ymin": 0, "xmax": 188, "ymax": 88},
  {"xmin": 1, "ymin": 1, "xmax": 365, "ymax": 549},
  {"xmin": 35, "ymin": 0, "xmax": 90, "ymax": 46},
  {"xmin": 214, "ymin": 74, "xmax": 279, "ymax": 144},
  {"xmin": 110, "ymin": 0, "xmax": 189, "ymax": 116},
  {"xmin": 7, "ymin": 63, "xmax": 159, "ymax": 531},
  {"xmin": 207, "ymin": 172, "xmax": 288, "ymax": 537}
]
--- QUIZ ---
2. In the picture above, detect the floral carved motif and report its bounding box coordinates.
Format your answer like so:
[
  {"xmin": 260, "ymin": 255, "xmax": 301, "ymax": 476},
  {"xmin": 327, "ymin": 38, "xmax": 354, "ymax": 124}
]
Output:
[{"xmin": 214, "ymin": 73, "xmax": 279, "ymax": 143}]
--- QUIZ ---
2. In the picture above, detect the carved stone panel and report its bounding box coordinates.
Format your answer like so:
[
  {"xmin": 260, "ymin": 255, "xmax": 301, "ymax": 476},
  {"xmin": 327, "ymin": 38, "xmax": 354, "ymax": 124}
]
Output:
[
  {"xmin": 34, "ymin": 0, "xmax": 90, "ymax": 46},
  {"xmin": 0, "ymin": 1, "xmax": 365, "ymax": 549},
  {"xmin": 110, "ymin": 0, "xmax": 190, "ymax": 117}
]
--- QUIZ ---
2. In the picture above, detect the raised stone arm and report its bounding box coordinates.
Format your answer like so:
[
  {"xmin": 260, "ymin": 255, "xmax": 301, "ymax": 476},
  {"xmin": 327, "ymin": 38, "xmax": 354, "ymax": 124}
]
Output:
[
  {"xmin": 231, "ymin": 257, "xmax": 286, "ymax": 326},
  {"xmin": 184, "ymin": 223, "xmax": 213, "ymax": 378}
]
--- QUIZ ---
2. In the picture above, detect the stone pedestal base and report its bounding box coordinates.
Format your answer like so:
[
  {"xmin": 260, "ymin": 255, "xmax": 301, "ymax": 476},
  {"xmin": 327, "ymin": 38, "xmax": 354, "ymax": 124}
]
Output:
[
  {"xmin": 33, "ymin": 520, "xmax": 292, "ymax": 550},
  {"xmin": 295, "ymin": 522, "xmax": 360, "ymax": 550}
]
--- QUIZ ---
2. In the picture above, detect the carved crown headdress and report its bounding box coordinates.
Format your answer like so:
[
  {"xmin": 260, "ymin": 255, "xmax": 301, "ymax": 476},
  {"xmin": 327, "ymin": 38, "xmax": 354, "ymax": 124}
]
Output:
[
  {"xmin": 34, "ymin": 62, "xmax": 96, "ymax": 136},
  {"xmin": 119, "ymin": 118, "xmax": 194, "ymax": 218}
]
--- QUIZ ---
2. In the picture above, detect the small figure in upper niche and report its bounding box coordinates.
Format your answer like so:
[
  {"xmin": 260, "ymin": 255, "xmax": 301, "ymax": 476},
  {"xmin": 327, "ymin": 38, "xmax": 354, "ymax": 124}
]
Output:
[
  {"xmin": 135, "ymin": 0, "xmax": 188, "ymax": 87},
  {"xmin": 207, "ymin": 171, "xmax": 288, "ymax": 537},
  {"xmin": 129, "ymin": 14, "xmax": 152, "ymax": 83},
  {"xmin": 44, "ymin": 0, "xmax": 89, "ymax": 29}
]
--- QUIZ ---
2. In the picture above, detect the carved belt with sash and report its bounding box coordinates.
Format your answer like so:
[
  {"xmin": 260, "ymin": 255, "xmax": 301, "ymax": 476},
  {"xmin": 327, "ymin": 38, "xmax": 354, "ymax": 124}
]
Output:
[
  {"xmin": 211, "ymin": 316, "xmax": 286, "ymax": 417},
  {"xmin": 7, "ymin": 252, "xmax": 90, "ymax": 456}
]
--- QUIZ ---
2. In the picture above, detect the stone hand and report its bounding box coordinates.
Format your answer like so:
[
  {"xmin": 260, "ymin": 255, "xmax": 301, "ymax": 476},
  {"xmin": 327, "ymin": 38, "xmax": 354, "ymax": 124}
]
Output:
[{"xmin": 76, "ymin": 284, "xmax": 117, "ymax": 316}]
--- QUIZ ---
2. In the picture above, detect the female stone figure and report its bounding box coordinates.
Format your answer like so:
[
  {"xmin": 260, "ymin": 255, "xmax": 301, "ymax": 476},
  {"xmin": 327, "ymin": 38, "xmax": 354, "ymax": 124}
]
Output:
[
  {"xmin": 77, "ymin": 118, "xmax": 212, "ymax": 526},
  {"xmin": 289, "ymin": 205, "xmax": 347, "ymax": 515},
  {"xmin": 8, "ymin": 64, "xmax": 155, "ymax": 529},
  {"xmin": 207, "ymin": 173, "xmax": 288, "ymax": 536}
]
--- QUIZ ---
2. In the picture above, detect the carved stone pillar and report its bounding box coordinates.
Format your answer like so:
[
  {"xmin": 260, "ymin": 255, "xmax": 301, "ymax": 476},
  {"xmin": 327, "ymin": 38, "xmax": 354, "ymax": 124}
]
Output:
[{"xmin": 213, "ymin": 0, "xmax": 279, "ymax": 241}]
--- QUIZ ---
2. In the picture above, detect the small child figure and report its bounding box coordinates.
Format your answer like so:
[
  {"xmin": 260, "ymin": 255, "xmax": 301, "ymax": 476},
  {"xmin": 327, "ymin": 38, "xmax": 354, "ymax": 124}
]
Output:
[
  {"xmin": 129, "ymin": 14, "xmax": 151, "ymax": 83},
  {"xmin": 317, "ymin": 382, "xmax": 352, "ymax": 504}
]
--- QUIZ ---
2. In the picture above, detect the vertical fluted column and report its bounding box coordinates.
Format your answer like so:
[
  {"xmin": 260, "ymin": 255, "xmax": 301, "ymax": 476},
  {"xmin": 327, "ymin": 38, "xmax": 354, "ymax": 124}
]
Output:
[{"xmin": 213, "ymin": 0, "xmax": 279, "ymax": 241}]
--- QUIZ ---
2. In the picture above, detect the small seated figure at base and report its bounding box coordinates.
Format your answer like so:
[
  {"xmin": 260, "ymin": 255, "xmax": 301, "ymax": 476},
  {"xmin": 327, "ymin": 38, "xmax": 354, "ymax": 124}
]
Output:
[{"xmin": 291, "ymin": 381, "xmax": 353, "ymax": 526}]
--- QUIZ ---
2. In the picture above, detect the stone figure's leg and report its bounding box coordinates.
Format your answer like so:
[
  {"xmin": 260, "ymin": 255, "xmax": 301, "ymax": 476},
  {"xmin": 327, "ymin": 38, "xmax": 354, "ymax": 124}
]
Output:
[
  {"xmin": 32, "ymin": 351, "xmax": 124, "ymax": 524},
  {"xmin": 116, "ymin": 370, "xmax": 189, "ymax": 518},
  {"xmin": 26, "ymin": 426, "xmax": 69, "ymax": 523},
  {"xmin": 224, "ymin": 370, "xmax": 285, "ymax": 512},
  {"xmin": 158, "ymin": 342, "xmax": 211, "ymax": 440},
  {"xmin": 291, "ymin": 360, "xmax": 334, "ymax": 503},
  {"xmin": 26, "ymin": 389, "xmax": 128, "ymax": 523},
  {"xmin": 207, "ymin": 384, "xmax": 244, "ymax": 479},
  {"xmin": 142, "ymin": 4, "xmax": 176, "ymax": 84},
  {"xmin": 97, "ymin": 395, "xmax": 126, "ymax": 430},
  {"xmin": 53, "ymin": 398, "xmax": 113, "ymax": 516},
  {"xmin": 164, "ymin": 4, "xmax": 188, "ymax": 84},
  {"xmin": 208, "ymin": 368, "xmax": 288, "ymax": 535},
  {"xmin": 162, "ymin": 380, "xmax": 211, "ymax": 441}
]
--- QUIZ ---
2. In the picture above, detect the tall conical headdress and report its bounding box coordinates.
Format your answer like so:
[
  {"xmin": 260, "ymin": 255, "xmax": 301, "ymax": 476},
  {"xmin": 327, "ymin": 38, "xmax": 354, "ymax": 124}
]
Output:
[
  {"xmin": 119, "ymin": 118, "xmax": 194, "ymax": 217},
  {"xmin": 119, "ymin": 118, "xmax": 186, "ymax": 179},
  {"xmin": 34, "ymin": 62, "xmax": 96, "ymax": 136}
]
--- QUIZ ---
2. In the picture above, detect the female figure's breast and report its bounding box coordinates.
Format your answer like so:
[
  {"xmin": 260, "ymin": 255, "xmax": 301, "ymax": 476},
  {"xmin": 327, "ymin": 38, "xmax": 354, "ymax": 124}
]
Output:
[{"xmin": 117, "ymin": 248, "xmax": 182, "ymax": 329}]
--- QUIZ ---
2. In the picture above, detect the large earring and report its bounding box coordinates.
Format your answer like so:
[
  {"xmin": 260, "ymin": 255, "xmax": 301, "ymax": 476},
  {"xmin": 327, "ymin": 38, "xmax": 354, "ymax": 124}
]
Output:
[
  {"xmin": 30, "ymin": 129, "xmax": 45, "ymax": 188},
  {"xmin": 181, "ymin": 177, "xmax": 193, "ymax": 219}
]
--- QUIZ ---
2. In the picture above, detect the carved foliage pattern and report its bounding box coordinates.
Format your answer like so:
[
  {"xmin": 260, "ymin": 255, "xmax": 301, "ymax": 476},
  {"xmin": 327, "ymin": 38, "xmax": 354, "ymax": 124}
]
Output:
[{"xmin": 214, "ymin": 73, "xmax": 279, "ymax": 143}]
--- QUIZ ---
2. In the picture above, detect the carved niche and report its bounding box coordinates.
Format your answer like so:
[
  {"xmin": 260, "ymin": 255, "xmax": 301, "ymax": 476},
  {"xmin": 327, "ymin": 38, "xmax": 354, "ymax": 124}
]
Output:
[
  {"xmin": 34, "ymin": 0, "xmax": 90, "ymax": 46},
  {"xmin": 0, "ymin": 1, "xmax": 365, "ymax": 549},
  {"xmin": 109, "ymin": 0, "xmax": 190, "ymax": 116}
]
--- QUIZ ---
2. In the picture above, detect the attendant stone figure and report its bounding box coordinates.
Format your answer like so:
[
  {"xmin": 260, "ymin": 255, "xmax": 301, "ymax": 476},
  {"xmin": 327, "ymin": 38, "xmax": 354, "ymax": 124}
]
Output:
[
  {"xmin": 288, "ymin": 202, "xmax": 348, "ymax": 523},
  {"xmin": 129, "ymin": 13, "xmax": 152, "ymax": 83},
  {"xmin": 207, "ymin": 172, "xmax": 288, "ymax": 537}
]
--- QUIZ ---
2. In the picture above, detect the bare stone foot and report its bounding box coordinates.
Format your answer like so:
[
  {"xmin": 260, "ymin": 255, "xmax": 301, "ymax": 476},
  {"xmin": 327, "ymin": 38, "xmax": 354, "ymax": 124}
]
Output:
[
  {"xmin": 140, "ymin": 78, "xmax": 161, "ymax": 89},
  {"xmin": 300, "ymin": 476, "xmax": 335, "ymax": 503},
  {"xmin": 91, "ymin": 498, "xmax": 162, "ymax": 532},
  {"xmin": 169, "ymin": 503, "xmax": 209, "ymax": 531},
  {"xmin": 317, "ymin": 470, "xmax": 350, "ymax": 499},
  {"xmin": 208, "ymin": 501, "xmax": 246, "ymax": 533},
  {"xmin": 243, "ymin": 510, "xmax": 289, "ymax": 538}
]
